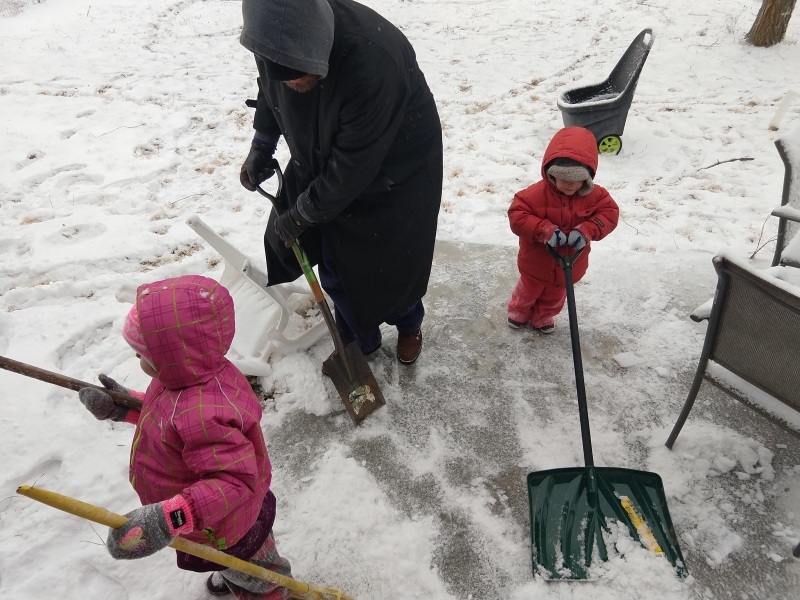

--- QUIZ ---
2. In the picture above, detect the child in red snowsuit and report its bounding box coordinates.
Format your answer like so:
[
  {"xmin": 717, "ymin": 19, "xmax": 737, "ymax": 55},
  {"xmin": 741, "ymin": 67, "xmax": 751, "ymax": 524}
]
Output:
[{"xmin": 507, "ymin": 127, "xmax": 619, "ymax": 332}]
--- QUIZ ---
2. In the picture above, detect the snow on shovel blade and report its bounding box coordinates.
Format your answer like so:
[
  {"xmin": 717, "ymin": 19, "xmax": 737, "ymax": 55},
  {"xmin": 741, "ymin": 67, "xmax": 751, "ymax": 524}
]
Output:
[
  {"xmin": 323, "ymin": 341, "xmax": 385, "ymax": 426},
  {"xmin": 527, "ymin": 465, "xmax": 688, "ymax": 580}
]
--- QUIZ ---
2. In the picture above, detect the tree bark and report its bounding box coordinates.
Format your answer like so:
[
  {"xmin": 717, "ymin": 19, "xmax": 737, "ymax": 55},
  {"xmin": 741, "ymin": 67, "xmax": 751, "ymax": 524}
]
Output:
[{"xmin": 746, "ymin": 0, "xmax": 797, "ymax": 47}]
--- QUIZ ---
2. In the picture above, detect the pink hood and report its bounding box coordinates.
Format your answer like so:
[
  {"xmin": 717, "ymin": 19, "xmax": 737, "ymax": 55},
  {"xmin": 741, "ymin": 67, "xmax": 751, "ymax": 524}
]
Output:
[{"xmin": 129, "ymin": 276, "xmax": 271, "ymax": 549}]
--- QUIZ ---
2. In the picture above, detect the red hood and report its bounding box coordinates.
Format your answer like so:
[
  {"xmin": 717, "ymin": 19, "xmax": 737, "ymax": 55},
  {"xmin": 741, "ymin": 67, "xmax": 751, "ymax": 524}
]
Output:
[
  {"xmin": 540, "ymin": 127, "xmax": 599, "ymax": 182},
  {"xmin": 136, "ymin": 275, "xmax": 235, "ymax": 390}
]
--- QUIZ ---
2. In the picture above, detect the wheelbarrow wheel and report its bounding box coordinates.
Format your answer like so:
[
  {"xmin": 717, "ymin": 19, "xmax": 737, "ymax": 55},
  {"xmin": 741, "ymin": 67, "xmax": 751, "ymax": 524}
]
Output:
[{"xmin": 598, "ymin": 135, "xmax": 622, "ymax": 155}]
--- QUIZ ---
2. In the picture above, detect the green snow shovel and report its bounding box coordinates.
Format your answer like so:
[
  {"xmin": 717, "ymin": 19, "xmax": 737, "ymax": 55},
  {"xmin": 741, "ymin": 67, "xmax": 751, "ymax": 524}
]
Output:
[
  {"xmin": 256, "ymin": 163, "xmax": 385, "ymax": 426},
  {"xmin": 526, "ymin": 245, "xmax": 687, "ymax": 580}
]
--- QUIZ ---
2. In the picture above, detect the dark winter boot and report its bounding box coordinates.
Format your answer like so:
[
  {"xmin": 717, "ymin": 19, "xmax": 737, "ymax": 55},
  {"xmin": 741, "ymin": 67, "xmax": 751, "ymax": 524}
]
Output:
[
  {"xmin": 507, "ymin": 317, "xmax": 527, "ymax": 329},
  {"xmin": 397, "ymin": 329, "xmax": 422, "ymax": 364},
  {"xmin": 321, "ymin": 344, "xmax": 382, "ymax": 376},
  {"xmin": 533, "ymin": 323, "xmax": 555, "ymax": 334},
  {"xmin": 206, "ymin": 573, "xmax": 231, "ymax": 596}
]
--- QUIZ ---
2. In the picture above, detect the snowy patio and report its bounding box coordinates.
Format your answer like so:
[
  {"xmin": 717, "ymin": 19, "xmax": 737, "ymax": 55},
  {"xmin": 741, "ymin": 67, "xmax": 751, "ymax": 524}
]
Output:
[{"xmin": 2, "ymin": 1, "xmax": 800, "ymax": 599}]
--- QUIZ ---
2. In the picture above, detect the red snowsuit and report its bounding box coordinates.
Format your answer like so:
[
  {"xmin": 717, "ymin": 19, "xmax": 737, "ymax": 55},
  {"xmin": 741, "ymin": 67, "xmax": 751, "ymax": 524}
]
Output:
[{"xmin": 508, "ymin": 127, "xmax": 619, "ymax": 327}]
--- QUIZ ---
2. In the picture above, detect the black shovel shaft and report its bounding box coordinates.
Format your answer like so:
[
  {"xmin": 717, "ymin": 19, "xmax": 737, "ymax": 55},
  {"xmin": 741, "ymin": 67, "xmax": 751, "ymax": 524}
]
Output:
[{"xmin": 547, "ymin": 246, "xmax": 594, "ymax": 467}]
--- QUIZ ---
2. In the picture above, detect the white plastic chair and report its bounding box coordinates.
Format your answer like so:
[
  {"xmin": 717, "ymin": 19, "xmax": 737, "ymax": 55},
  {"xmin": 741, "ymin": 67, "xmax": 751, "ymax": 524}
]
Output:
[
  {"xmin": 768, "ymin": 90, "xmax": 798, "ymax": 131},
  {"xmin": 185, "ymin": 215, "xmax": 328, "ymax": 377}
]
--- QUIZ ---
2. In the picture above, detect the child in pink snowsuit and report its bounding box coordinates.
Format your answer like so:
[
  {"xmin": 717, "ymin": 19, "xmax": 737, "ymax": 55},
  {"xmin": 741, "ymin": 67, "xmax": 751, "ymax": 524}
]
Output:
[
  {"xmin": 79, "ymin": 275, "xmax": 291, "ymax": 599},
  {"xmin": 507, "ymin": 127, "xmax": 619, "ymax": 332}
]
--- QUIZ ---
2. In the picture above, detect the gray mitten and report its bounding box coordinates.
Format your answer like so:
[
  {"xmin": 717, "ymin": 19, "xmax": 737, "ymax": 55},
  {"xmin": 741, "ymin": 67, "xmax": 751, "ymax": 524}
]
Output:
[
  {"xmin": 106, "ymin": 495, "xmax": 192, "ymax": 560},
  {"xmin": 98, "ymin": 373, "xmax": 131, "ymax": 395},
  {"xmin": 79, "ymin": 375, "xmax": 133, "ymax": 421},
  {"xmin": 568, "ymin": 229, "xmax": 587, "ymax": 250},
  {"xmin": 79, "ymin": 388, "xmax": 128, "ymax": 421},
  {"xmin": 547, "ymin": 229, "xmax": 567, "ymax": 248},
  {"xmin": 107, "ymin": 496, "xmax": 193, "ymax": 560}
]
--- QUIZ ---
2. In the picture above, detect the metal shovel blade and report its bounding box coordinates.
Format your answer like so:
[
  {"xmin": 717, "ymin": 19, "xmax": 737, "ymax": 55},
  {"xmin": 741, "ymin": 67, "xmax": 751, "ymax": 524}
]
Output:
[
  {"xmin": 323, "ymin": 342, "xmax": 386, "ymax": 425},
  {"xmin": 527, "ymin": 465, "xmax": 687, "ymax": 580}
]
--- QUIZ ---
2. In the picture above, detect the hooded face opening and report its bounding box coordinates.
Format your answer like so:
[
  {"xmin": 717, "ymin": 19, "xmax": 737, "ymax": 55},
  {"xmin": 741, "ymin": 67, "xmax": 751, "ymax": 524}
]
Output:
[{"xmin": 261, "ymin": 56, "xmax": 307, "ymax": 82}]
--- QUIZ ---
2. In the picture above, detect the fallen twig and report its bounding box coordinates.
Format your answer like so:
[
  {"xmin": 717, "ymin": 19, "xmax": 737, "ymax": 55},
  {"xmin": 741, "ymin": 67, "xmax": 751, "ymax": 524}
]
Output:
[
  {"xmin": 750, "ymin": 235, "xmax": 778, "ymax": 259},
  {"xmin": 168, "ymin": 189, "xmax": 214, "ymax": 207},
  {"xmin": 699, "ymin": 157, "xmax": 754, "ymax": 170},
  {"xmin": 619, "ymin": 217, "xmax": 639, "ymax": 234},
  {"xmin": 91, "ymin": 124, "xmax": 145, "ymax": 138}
]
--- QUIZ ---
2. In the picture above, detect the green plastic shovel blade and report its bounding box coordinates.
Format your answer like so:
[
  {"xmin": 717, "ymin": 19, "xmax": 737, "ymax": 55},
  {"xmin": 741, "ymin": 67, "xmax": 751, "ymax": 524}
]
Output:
[{"xmin": 527, "ymin": 465, "xmax": 688, "ymax": 580}]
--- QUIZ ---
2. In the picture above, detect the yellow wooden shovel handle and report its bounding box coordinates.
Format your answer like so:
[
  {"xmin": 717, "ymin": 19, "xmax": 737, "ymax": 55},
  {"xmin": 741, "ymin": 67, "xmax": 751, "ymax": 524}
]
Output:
[{"xmin": 17, "ymin": 486, "xmax": 354, "ymax": 600}]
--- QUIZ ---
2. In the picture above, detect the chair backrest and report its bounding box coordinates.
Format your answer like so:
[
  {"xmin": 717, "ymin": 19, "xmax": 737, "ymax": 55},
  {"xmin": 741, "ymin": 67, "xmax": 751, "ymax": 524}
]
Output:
[
  {"xmin": 709, "ymin": 255, "xmax": 800, "ymax": 413},
  {"xmin": 772, "ymin": 125, "xmax": 800, "ymax": 267}
]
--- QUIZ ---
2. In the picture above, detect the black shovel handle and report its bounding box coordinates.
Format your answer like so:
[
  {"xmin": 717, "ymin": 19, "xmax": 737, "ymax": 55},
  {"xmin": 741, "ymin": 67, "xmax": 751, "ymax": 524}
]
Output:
[
  {"xmin": 253, "ymin": 159, "xmax": 287, "ymax": 212},
  {"xmin": 546, "ymin": 244, "xmax": 593, "ymax": 467}
]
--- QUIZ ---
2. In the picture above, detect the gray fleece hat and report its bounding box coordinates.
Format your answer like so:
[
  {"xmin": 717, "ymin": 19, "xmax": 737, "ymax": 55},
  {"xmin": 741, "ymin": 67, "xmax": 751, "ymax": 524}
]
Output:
[
  {"xmin": 240, "ymin": 0, "xmax": 335, "ymax": 78},
  {"xmin": 546, "ymin": 158, "xmax": 594, "ymax": 196}
]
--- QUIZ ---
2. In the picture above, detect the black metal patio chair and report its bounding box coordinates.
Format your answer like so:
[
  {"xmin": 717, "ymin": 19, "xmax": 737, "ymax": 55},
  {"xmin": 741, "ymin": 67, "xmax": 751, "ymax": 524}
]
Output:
[
  {"xmin": 771, "ymin": 126, "xmax": 800, "ymax": 268},
  {"xmin": 665, "ymin": 254, "xmax": 800, "ymax": 449}
]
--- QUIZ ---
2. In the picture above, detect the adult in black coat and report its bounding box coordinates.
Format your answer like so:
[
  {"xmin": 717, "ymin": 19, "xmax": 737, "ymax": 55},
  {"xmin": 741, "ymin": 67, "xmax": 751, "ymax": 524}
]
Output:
[{"xmin": 239, "ymin": 0, "xmax": 443, "ymax": 365}]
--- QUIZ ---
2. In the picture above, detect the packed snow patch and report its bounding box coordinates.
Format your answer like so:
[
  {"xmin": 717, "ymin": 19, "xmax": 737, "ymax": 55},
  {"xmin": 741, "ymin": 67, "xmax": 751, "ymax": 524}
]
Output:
[
  {"xmin": 612, "ymin": 352, "xmax": 644, "ymax": 368},
  {"xmin": 276, "ymin": 443, "xmax": 453, "ymax": 600},
  {"xmin": 645, "ymin": 424, "xmax": 776, "ymax": 567}
]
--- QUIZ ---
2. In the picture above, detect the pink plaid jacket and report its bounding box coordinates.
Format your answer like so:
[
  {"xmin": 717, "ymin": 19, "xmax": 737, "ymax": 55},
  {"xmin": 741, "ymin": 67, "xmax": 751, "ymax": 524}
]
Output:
[{"xmin": 127, "ymin": 275, "xmax": 271, "ymax": 550}]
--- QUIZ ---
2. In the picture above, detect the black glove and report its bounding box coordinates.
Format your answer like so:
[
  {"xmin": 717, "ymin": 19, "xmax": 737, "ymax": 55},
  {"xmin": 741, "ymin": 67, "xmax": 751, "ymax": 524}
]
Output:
[
  {"xmin": 274, "ymin": 205, "xmax": 311, "ymax": 248},
  {"xmin": 240, "ymin": 137, "xmax": 278, "ymax": 191}
]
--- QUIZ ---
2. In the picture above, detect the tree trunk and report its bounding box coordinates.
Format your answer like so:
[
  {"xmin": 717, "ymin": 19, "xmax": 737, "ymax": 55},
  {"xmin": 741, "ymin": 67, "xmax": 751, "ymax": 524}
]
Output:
[{"xmin": 746, "ymin": 0, "xmax": 797, "ymax": 47}]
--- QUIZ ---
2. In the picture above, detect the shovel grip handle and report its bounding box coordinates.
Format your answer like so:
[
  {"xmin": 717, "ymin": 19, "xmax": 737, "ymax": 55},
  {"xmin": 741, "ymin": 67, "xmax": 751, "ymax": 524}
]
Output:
[
  {"xmin": 0, "ymin": 355, "xmax": 143, "ymax": 411},
  {"xmin": 16, "ymin": 486, "xmax": 354, "ymax": 600}
]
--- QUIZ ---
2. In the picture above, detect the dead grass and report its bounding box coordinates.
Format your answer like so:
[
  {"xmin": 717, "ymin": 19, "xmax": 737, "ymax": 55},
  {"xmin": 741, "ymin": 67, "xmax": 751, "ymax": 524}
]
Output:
[
  {"xmin": 139, "ymin": 243, "xmax": 200, "ymax": 272},
  {"xmin": 466, "ymin": 101, "xmax": 492, "ymax": 115}
]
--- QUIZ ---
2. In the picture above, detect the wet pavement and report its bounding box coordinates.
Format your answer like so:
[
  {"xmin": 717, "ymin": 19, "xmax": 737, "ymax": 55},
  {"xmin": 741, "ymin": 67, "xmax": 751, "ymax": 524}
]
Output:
[{"xmin": 264, "ymin": 240, "xmax": 800, "ymax": 599}]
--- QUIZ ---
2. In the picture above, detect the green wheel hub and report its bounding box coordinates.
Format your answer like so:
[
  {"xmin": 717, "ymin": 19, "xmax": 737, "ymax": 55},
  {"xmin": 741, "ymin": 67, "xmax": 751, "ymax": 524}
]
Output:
[{"xmin": 598, "ymin": 135, "xmax": 622, "ymax": 155}]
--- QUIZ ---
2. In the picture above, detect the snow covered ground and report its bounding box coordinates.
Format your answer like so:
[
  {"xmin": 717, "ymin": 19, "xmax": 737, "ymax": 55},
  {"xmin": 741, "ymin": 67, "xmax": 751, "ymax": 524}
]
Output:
[{"xmin": 1, "ymin": 0, "xmax": 800, "ymax": 598}]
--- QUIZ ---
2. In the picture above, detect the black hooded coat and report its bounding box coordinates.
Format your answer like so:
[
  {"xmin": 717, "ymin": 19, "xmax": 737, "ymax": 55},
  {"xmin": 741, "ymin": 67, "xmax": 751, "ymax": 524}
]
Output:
[{"xmin": 245, "ymin": 0, "xmax": 443, "ymax": 333}]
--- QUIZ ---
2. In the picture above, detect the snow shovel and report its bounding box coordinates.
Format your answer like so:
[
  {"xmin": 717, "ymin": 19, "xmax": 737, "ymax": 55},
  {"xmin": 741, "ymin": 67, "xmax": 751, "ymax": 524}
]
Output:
[
  {"xmin": 526, "ymin": 246, "xmax": 687, "ymax": 580},
  {"xmin": 0, "ymin": 355, "xmax": 142, "ymax": 411},
  {"xmin": 16, "ymin": 485, "xmax": 354, "ymax": 600},
  {"xmin": 256, "ymin": 164, "xmax": 385, "ymax": 426}
]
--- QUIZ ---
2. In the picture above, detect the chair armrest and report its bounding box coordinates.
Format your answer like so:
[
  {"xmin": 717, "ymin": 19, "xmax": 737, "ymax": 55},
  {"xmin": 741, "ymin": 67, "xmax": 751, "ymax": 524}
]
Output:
[
  {"xmin": 690, "ymin": 298, "xmax": 714, "ymax": 322},
  {"xmin": 772, "ymin": 205, "xmax": 800, "ymax": 223}
]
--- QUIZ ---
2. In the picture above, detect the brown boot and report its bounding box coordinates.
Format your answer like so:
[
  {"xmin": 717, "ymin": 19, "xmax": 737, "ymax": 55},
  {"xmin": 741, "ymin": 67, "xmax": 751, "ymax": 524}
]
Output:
[
  {"xmin": 397, "ymin": 329, "xmax": 422, "ymax": 364},
  {"xmin": 321, "ymin": 351, "xmax": 335, "ymax": 377}
]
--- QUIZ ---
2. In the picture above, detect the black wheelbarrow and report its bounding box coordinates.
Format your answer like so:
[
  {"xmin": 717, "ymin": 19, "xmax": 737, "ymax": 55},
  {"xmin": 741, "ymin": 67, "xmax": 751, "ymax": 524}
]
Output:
[
  {"xmin": 527, "ymin": 245, "xmax": 687, "ymax": 580},
  {"xmin": 557, "ymin": 28, "xmax": 654, "ymax": 155}
]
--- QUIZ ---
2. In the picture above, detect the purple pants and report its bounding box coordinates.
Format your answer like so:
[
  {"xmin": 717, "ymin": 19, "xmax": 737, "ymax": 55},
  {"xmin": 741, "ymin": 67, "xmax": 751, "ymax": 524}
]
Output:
[{"xmin": 318, "ymin": 242, "xmax": 424, "ymax": 354}]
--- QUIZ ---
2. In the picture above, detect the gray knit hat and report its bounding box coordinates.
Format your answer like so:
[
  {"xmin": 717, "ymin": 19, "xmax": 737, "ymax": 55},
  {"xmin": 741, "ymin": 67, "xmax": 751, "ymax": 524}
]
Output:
[
  {"xmin": 546, "ymin": 158, "xmax": 594, "ymax": 196},
  {"xmin": 240, "ymin": 0, "xmax": 334, "ymax": 78}
]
